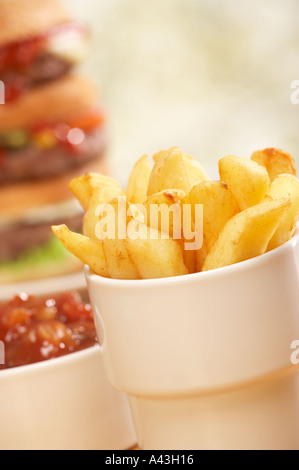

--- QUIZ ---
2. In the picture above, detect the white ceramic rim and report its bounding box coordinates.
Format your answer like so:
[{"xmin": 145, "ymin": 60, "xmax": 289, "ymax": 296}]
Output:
[
  {"xmin": 0, "ymin": 271, "xmax": 86, "ymax": 300},
  {"xmin": 0, "ymin": 344, "xmax": 100, "ymax": 381},
  {"xmin": 86, "ymin": 227, "xmax": 299, "ymax": 288}
]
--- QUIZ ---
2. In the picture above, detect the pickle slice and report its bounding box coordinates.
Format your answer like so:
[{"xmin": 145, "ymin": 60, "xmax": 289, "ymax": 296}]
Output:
[{"xmin": 0, "ymin": 130, "xmax": 30, "ymax": 151}]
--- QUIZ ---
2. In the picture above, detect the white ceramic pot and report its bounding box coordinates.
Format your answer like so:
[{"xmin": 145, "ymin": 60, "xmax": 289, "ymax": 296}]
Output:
[
  {"xmin": 86, "ymin": 230, "xmax": 299, "ymax": 450},
  {"xmin": 0, "ymin": 278, "xmax": 136, "ymax": 450},
  {"xmin": 0, "ymin": 347, "xmax": 136, "ymax": 450},
  {"xmin": 128, "ymin": 367, "xmax": 299, "ymax": 450}
]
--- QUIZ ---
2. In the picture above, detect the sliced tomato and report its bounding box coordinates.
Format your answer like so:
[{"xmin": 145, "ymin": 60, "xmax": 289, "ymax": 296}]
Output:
[
  {"xmin": 0, "ymin": 37, "xmax": 44, "ymax": 74},
  {"xmin": 4, "ymin": 76, "xmax": 29, "ymax": 103}
]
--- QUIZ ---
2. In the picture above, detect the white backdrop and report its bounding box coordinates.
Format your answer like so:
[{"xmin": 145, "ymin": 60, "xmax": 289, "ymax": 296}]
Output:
[{"xmin": 64, "ymin": 0, "xmax": 299, "ymax": 182}]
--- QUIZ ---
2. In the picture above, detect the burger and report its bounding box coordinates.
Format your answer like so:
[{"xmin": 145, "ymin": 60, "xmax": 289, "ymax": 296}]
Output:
[
  {"xmin": 0, "ymin": 0, "xmax": 107, "ymax": 284},
  {"xmin": 0, "ymin": 75, "xmax": 106, "ymax": 284},
  {"xmin": 0, "ymin": 75, "xmax": 106, "ymax": 182},
  {"xmin": 0, "ymin": 0, "xmax": 89, "ymax": 102}
]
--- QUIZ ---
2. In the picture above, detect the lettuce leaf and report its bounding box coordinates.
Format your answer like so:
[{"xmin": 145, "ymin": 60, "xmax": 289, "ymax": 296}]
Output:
[{"xmin": 0, "ymin": 236, "xmax": 70, "ymax": 273}]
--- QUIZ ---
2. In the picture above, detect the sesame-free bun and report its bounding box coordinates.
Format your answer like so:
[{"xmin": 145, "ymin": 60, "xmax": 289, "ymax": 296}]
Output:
[
  {"xmin": 0, "ymin": 75, "xmax": 98, "ymax": 131},
  {"xmin": 0, "ymin": 0, "xmax": 69, "ymax": 47}
]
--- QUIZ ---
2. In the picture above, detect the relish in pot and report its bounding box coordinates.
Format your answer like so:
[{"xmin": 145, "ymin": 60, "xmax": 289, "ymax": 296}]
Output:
[{"xmin": 0, "ymin": 291, "xmax": 97, "ymax": 369}]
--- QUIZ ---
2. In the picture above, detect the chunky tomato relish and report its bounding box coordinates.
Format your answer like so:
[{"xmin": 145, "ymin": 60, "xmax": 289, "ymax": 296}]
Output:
[{"xmin": 0, "ymin": 291, "xmax": 98, "ymax": 370}]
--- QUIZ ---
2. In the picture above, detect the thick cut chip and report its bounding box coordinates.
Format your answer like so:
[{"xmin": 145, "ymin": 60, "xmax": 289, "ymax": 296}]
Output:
[
  {"xmin": 69, "ymin": 173, "xmax": 125, "ymax": 211},
  {"xmin": 189, "ymin": 181, "xmax": 239, "ymax": 270},
  {"xmin": 148, "ymin": 147, "xmax": 210, "ymax": 197},
  {"xmin": 97, "ymin": 197, "xmax": 140, "ymax": 280},
  {"xmin": 202, "ymin": 199, "xmax": 291, "ymax": 272},
  {"xmin": 182, "ymin": 152, "xmax": 211, "ymax": 188},
  {"xmin": 126, "ymin": 225, "xmax": 188, "ymax": 279},
  {"xmin": 153, "ymin": 150, "xmax": 168, "ymax": 163},
  {"xmin": 103, "ymin": 238, "xmax": 141, "ymax": 280},
  {"xmin": 267, "ymin": 174, "xmax": 299, "ymax": 250},
  {"xmin": 251, "ymin": 148, "xmax": 296, "ymax": 182},
  {"xmin": 83, "ymin": 179, "xmax": 125, "ymax": 240},
  {"xmin": 219, "ymin": 155, "xmax": 270, "ymax": 210},
  {"xmin": 52, "ymin": 225, "xmax": 108, "ymax": 277},
  {"xmin": 147, "ymin": 148, "xmax": 191, "ymax": 196},
  {"xmin": 99, "ymin": 196, "xmax": 188, "ymax": 279},
  {"xmin": 143, "ymin": 189, "xmax": 186, "ymax": 237},
  {"xmin": 143, "ymin": 189, "xmax": 196, "ymax": 273},
  {"xmin": 127, "ymin": 155, "xmax": 152, "ymax": 204}
]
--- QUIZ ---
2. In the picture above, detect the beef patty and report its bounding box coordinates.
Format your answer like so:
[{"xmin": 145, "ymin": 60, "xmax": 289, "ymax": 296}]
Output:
[
  {"xmin": 1, "ymin": 53, "xmax": 73, "ymax": 102},
  {"xmin": 0, "ymin": 211, "xmax": 83, "ymax": 262},
  {"xmin": 0, "ymin": 127, "xmax": 106, "ymax": 184}
]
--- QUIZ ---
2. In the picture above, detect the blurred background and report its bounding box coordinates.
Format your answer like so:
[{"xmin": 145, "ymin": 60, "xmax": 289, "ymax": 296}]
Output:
[{"xmin": 64, "ymin": 0, "xmax": 299, "ymax": 181}]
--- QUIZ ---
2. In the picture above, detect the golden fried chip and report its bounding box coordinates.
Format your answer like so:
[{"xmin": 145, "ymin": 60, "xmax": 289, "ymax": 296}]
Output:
[
  {"xmin": 267, "ymin": 174, "xmax": 299, "ymax": 250},
  {"xmin": 69, "ymin": 173, "xmax": 125, "ymax": 211},
  {"xmin": 127, "ymin": 155, "xmax": 152, "ymax": 204},
  {"xmin": 202, "ymin": 199, "xmax": 291, "ymax": 271},
  {"xmin": 251, "ymin": 148, "xmax": 296, "ymax": 182},
  {"xmin": 52, "ymin": 225, "xmax": 108, "ymax": 277},
  {"xmin": 189, "ymin": 181, "xmax": 239, "ymax": 270},
  {"xmin": 219, "ymin": 155, "xmax": 270, "ymax": 210}
]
